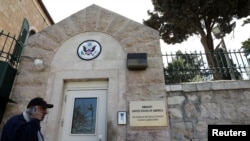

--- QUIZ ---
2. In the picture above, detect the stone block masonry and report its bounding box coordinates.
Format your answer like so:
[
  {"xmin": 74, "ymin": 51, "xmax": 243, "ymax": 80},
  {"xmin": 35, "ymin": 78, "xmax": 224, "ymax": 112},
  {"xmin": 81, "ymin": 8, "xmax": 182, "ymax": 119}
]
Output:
[{"xmin": 166, "ymin": 80, "xmax": 250, "ymax": 141}]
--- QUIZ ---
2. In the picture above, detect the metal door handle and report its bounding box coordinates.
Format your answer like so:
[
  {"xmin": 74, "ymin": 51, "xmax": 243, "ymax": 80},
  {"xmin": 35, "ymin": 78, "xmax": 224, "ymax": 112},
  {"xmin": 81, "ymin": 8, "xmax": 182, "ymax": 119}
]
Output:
[{"xmin": 98, "ymin": 134, "xmax": 102, "ymax": 141}]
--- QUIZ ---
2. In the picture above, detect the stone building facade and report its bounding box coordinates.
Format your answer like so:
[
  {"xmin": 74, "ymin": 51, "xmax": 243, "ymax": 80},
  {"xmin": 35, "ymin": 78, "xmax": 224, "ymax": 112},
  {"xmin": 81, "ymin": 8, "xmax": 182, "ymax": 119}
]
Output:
[
  {"xmin": 1, "ymin": 3, "xmax": 250, "ymax": 141},
  {"xmin": 0, "ymin": 0, "xmax": 54, "ymax": 68},
  {"xmin": 0, "ymin": 0, "xmax": 53, "ymax": 36},
  {"xmin": 1, "ymin": 4, "xmax": 170, "ymax": 141},
  {"xmin": 0, "ymin": 0, "xmax": 54, "ymax": 125}
]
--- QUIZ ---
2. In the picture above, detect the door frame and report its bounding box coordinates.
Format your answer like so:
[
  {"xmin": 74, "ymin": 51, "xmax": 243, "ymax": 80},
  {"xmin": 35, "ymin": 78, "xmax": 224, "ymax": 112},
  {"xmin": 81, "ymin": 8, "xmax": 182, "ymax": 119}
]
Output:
[{"xmin": 58, "ymin": 80, "xmax": 108, "ymax": 141}]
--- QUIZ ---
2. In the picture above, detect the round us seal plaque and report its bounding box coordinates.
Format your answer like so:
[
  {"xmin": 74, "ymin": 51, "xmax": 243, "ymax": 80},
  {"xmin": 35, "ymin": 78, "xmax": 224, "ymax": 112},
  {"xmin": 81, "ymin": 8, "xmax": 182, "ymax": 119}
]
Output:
[{"xmin": 77, "ymin": 40, "xmax": 102, "ymax": 60}]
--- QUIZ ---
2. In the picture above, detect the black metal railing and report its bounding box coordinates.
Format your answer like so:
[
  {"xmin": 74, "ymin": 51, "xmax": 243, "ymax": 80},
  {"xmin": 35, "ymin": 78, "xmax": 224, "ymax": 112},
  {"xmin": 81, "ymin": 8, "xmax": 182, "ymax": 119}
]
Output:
[
  {"xmin": 0, "ymin": 30, "xmax": 24, "ymax": 122},
  {"xmin": 0, "ymin": 30, "xmax": 24, "ymax": 69},
  {"xmin": 162, "ymin": 49, "xmax": 250, "ymax": 84}
]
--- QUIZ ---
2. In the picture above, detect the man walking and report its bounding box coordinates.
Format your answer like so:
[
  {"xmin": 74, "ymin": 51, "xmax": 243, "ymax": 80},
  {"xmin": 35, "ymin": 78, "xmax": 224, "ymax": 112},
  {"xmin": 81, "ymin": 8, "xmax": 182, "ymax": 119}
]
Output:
[{"xmin": 0, "ymin": 97, "xmax": 53, "ymax": 141}]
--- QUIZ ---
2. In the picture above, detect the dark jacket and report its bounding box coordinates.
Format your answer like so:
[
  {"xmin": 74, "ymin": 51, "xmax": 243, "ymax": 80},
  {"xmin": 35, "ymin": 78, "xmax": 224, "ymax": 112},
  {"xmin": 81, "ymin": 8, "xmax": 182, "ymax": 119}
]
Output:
[{"xmin": 0, "ymin": 113, "xmax": 41, "ymax": 141}]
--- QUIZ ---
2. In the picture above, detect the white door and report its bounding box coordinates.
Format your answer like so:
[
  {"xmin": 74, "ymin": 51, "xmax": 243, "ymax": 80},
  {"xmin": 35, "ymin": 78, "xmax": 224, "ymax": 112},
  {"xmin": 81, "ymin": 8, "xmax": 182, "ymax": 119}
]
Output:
[{"xmin": 61, "ymin": 89, "xmax": 107, "ymax": 141}]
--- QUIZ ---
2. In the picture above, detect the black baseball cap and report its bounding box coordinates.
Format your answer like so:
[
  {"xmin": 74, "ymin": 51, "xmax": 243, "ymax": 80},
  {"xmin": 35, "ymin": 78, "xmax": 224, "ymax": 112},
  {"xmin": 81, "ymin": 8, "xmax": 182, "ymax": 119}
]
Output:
[{"xmin": 27, "ymin": 97, "xmax": 53, "ymax": 108}]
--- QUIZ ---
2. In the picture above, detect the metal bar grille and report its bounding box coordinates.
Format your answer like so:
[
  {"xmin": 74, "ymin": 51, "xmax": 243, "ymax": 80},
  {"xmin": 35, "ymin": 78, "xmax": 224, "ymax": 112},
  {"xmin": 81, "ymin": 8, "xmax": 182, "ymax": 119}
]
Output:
[
  {"xmin": 0, "ymin": 30, "xmax": 22, "ymax": 69},
  {"xmin": 162, "ymin": 49, "xmax": 250, "ymax": 84}
]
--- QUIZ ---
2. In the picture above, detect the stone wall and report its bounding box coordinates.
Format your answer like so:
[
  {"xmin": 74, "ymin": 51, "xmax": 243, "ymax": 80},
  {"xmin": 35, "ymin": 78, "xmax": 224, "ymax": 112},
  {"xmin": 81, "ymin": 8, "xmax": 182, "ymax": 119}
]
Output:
[
  {"xmin": 0, "ymin": 0, "xmax": 52, "ymax": 36},
  {"xmin": 166, "ymin": 80, "xmax": 250, "ymax": 141}
]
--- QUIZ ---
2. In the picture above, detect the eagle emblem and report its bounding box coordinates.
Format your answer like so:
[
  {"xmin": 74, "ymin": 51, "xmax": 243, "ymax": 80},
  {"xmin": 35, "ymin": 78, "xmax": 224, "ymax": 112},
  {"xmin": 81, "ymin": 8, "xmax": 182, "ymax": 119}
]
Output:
[
  {"xmin": 81, "ymin": 42, "xmax": 96, "ymax": 55},
  {"xmin": 77, "ymin": 40, "xmax": 102, "ymax": 60}
]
